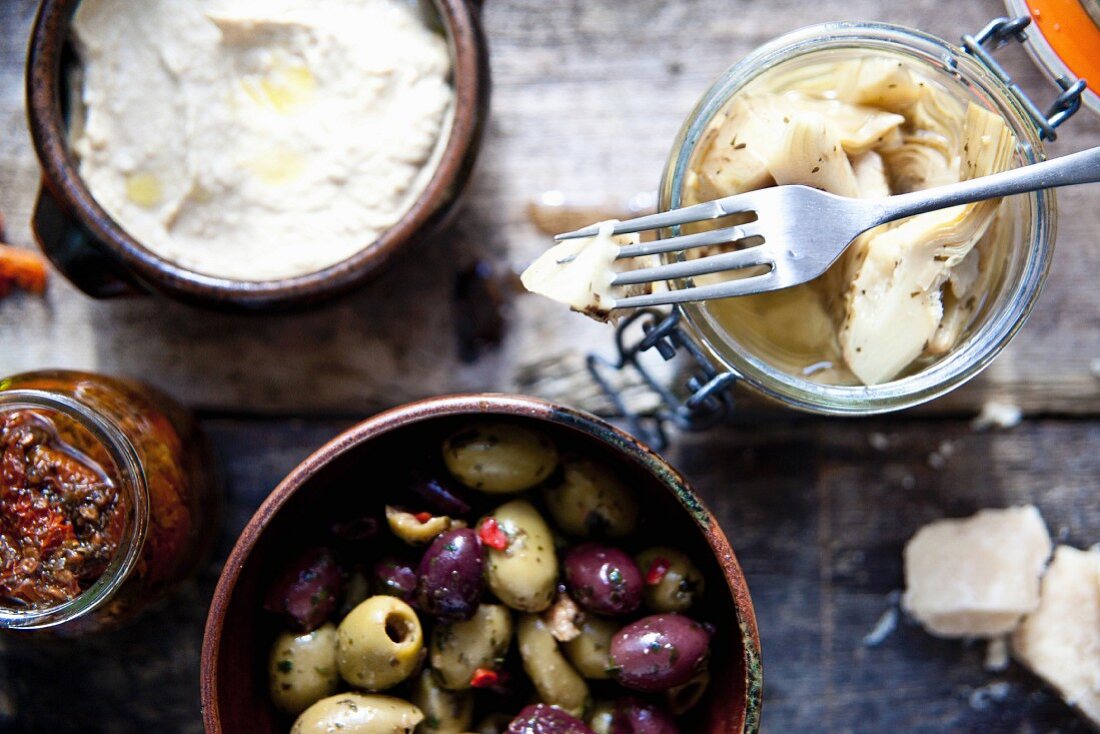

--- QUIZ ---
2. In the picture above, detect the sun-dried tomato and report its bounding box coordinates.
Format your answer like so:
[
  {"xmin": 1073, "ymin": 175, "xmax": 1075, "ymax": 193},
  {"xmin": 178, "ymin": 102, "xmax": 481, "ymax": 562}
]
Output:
[
  {"xmin": 0, "ymin": 244, "xmax": 48, "ymax": 297},
  {"xmin": 0, "ymin": 411, "xmax": 124, "ymax": 609}
]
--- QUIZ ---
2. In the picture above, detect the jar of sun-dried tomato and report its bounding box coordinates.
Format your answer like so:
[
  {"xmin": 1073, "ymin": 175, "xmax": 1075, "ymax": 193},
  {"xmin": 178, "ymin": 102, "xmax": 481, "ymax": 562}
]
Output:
[{"xmin": 0, "ymin": 370, "xmax": 219, "ymax": 635}]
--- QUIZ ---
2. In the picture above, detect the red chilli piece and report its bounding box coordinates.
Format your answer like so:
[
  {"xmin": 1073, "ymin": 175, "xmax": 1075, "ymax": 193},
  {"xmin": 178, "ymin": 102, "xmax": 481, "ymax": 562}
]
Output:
[
  {"xmin": 645, "ymin": 557, "xmax": 671, "ymax": 586},
  {"xmin": 414, "ymin": 512, "xmax": 433, "ymax": 524},
  {"xmin": 478, "ymin": 518, "xmax": 509, "ymax": 551},
  {"xmin": 469, "ymin": 667, "xmax": 502, "ymax": 689}
]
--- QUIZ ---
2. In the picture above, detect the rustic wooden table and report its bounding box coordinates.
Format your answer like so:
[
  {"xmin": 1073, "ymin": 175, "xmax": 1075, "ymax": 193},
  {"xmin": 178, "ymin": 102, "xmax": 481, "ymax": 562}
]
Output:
[{"xmin": 2, "ymin": 0, "xmax": 1099, "ymax": 732}]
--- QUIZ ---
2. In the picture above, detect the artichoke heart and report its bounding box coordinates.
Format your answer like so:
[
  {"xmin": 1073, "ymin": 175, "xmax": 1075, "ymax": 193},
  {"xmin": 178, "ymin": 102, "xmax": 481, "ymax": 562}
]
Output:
[
  {"xmin": 839, "ymin": 103, "xmax": 1016, "ymax": 385},
  {"xmin": 521, "ymin": 221, "xmax": 641, "ymax": 321},
  {"xmin": 694, "ymin": 93, "xmax": 903, "ymax": 201},
  {"xmin": 694, "ymin": 96, "xmax": 780, "ymax": 201},
  {"xmin": 766, "ymin": 111, "xmax": 861, "ymax": 198}
]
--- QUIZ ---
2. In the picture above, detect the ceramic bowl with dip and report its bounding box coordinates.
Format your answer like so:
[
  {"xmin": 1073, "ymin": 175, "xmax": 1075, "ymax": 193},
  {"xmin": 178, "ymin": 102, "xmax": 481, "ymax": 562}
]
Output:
[
  {"xmin": 27, "ymin": 0, "xmax": 489, "ymax": 310},
  {"xmin": 201, "ymin": 394, "xmax": 762, "ymax": 733}
]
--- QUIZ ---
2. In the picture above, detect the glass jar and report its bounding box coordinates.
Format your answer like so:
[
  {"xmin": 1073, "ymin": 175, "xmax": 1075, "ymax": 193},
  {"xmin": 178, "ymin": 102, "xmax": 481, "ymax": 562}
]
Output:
[
  {"xmin": 0, "ymin": 370, "xmax": 219, "ymax": 634},
  {"xmin": 657, "ymin": 21, "xmax": 1059, "ymax": 414}
]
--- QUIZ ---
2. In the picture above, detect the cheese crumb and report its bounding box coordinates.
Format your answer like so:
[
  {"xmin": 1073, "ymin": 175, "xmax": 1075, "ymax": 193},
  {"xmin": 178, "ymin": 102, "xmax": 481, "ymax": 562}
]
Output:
[
  {"xmin": 971, "ymin": 401, "xmax": 1023, "ymax": 431},
  {"xmin": 902, "ymin": 506, "xmax": 1052, "ymax": 638},
  {"xmin": 1012, "ymin": 545, "xmax": 1100, "ymax": 727}
]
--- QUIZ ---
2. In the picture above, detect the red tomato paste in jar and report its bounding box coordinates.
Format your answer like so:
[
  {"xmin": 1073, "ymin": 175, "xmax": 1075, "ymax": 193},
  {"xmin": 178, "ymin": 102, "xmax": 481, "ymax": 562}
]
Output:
[
  {"xmin": 0, "ymin": 409, "xmax": 128, "ymax": 609},
  {"xmin": 0, "ymin": 371, "xmax": 219, "ymax": 632}
]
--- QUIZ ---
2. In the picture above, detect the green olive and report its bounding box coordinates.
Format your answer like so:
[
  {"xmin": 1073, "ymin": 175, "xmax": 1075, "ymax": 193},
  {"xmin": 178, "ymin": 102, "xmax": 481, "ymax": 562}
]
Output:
[
  {"xmin": 430, "ymin": 604, "xmax": 513, "ymax": 690},
  {"xmin": 412, "ymin": 669, "xmax": 474, "ymax": 734},
  {"xmin": 443, "ymin": 423, "xmax": 558, "ymax": 493},
  {"xmin": 337, "ymin": 596, "xmax": 423, "ymax": 690},
  {"xmin": 386, "ymin": 505, "xmax": 461, "ymax": 545},
  {"xmin": 587, "ymin": 701, "xmax": 616, "ymax": 734},
  {"xmin": 269, "ymin": 624, "xmax": 340, "ymax": 715},
  {"xmin": 636, "ymin": 546, "xmax": 706, "ymax": 613},
  {"xmin": 544, "ymin": 457, "xmax": 638, "ymax": 538},
  {"xmin": 516, "ymin": 613, "xmax": 589, "ymax": 717},
  {"xmin": 483, "ymin": 500, "xmax": 558, "ymax": 612},
  {"xmin": 665, "ymin": 669, "xmax": 711, "ymax": 714},
  {"xmin": 562, "ymin": 615, "xmax": 619, "ymax": 680},
  {"xmin": 340, "ymin": 569, "xmax": 372, "ymax": 617},
  {"xmin": 291, "ymin": 693, "xmax": 423, "ymax": 734}
]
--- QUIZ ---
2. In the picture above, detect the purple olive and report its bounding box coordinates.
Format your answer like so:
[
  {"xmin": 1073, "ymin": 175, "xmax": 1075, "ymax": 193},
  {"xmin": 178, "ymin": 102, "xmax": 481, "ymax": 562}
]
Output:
[
  {"xmin": 417, "ymin": 528, "xmax": 485, "ymax": 621},
  {"xmin": 372, "ymin": 556, "xmax": 419, "ymax": 606},
  {"xmin": 408, "ymin": 473, "xmax": 472, "ymax": 517},
  {"xmin": 506, "ymin": 704, "xmax": 595, "ymax": 734},
  {"xmin": 263, "ymin": 547, "xmax": 344, "ymax": 631},
  {"xmin": 564, "ymin": 543, "xmax": 642, "ymax": 616},
  {"xmin": 611, "ymin": 698, "xmax": 681, "ymax": 734},
  {"xmin": 608, "ymin": 614, "xmax": 711, "ymax": 692},
  {"xmin": 330, "ymin": 515, "xmax": 379, "ymax": 542}
]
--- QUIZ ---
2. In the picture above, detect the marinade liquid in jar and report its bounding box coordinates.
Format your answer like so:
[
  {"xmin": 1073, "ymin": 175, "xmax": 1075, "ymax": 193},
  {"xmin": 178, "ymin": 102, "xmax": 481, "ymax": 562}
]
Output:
[{"xmin": 0, "ymin": 370, "xmax": 219, "ymax": 634}]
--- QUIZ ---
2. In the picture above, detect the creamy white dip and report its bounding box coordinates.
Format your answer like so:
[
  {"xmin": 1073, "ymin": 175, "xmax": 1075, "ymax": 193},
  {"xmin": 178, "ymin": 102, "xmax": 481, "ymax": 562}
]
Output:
[{"xmin": 71, "ymin": 0, "xmax": 454, "ymax": 281}]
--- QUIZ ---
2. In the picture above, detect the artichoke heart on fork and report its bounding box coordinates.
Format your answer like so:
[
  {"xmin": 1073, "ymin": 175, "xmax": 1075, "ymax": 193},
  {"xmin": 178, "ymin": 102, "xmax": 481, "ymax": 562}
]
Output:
[
  {"xmin": 839, "ymin": 103, "xmax": 1017, "ymax": 385},
  {"xmin": 520, "ymin": 221, "xmax": 646, "ymax": 322}
]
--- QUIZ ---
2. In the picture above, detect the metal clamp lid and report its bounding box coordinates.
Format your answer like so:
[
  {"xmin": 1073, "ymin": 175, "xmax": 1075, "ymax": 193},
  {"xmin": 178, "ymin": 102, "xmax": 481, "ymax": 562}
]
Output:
[
  {"xmin": 962, "ymin": 16, "xmax": 1088, "ymax": 141},
  {"xmin": 587, "ymin": 309, "xmax": 737, "ymax": 451}
]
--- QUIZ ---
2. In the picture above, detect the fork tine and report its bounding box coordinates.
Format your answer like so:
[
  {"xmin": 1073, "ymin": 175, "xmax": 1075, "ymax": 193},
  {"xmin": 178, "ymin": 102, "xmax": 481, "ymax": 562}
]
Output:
[
  {"xmin": 612, "ymin": 246, "xmax": 773, "ymax": 286},
  {"xmin": 616, "ymin": 224, "xmax": 753, "ymax": 259},
  {"xmin": 614, "ymin": 271, "xmax": 783, "ymax": 309},
  {"xmin": 554, "ymin": 194, "xmax": 752, "ymax": 241}
]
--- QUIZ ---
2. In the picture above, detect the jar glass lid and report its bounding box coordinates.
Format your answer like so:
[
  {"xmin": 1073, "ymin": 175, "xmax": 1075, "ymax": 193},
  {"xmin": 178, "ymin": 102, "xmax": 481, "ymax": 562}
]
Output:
[{"xmin": 1006, "ymin": 0, "xmax": 1100, "ymax": 115}]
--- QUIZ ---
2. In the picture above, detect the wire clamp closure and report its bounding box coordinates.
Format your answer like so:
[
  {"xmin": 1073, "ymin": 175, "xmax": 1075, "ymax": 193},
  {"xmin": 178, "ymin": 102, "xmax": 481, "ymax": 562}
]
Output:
[
  {"xmin": 587, "ymin": 309, "xmax": 737, "ymax": 451},
  {"xmin": 962, "ymin": 16, "xmax": 1087, "ymax": 141}
]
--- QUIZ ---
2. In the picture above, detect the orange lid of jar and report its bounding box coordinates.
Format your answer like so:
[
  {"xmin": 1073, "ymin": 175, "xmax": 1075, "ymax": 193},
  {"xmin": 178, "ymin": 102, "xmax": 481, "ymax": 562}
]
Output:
[{"xmin": 1006, "ymin": 0, "xmax": 1100, "ymax": 115}]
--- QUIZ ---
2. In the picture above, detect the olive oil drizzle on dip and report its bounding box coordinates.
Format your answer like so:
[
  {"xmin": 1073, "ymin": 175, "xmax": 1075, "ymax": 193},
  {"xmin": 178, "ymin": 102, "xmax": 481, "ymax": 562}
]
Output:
[
  {"xmin": 70, "ymin": 0, "xmax": 455, "ymax": 281},
  {"xmin": 0, "ymin": 410, "xmax": 126, "ymax": 610}
]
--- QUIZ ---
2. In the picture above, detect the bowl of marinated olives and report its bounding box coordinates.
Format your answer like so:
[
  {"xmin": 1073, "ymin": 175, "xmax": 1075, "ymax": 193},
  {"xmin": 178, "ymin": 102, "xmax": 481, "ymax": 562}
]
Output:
[{"xmin": 201, "ymin": 395, "xmax": 762, "ymax": 734}]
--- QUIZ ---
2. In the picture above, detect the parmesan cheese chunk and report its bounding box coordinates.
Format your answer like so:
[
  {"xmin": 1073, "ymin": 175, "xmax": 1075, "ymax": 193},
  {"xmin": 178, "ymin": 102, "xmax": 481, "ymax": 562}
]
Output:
[
  {"xmin": 902, "ymin": 506, "xmax": 1052, "ymax": 638},
  {"xmin": 1012, "ymin": 546, "xmax": 1100, "ymax": 727}
]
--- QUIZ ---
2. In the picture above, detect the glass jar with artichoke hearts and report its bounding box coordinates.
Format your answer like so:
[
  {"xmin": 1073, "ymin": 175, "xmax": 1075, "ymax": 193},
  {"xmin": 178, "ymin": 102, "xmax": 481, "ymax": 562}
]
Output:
[
  {"xmin": 0, "ymin": 370, "xmax": 220, "ymax": 635},
  {"xmin": 660, "ymin": 22, "xmax": 1056, "ymax": 414}
]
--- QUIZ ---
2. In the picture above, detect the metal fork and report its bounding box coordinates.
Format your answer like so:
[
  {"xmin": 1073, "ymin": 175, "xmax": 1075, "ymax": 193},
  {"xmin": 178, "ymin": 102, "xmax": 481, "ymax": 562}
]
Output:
[{"xmin": 556, "ymin": 145, "xmax": 1100, "ymax": 310}]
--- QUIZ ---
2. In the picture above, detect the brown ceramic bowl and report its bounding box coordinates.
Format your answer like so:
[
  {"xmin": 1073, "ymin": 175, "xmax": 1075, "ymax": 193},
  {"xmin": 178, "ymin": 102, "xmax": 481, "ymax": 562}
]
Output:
[
  {"xmin": 201, "ymin": 394, "xmax": 763, "ymax": 733},
  {"xmin": 26, "ymin": 0, "xmax": 489, "ymax": 310}
]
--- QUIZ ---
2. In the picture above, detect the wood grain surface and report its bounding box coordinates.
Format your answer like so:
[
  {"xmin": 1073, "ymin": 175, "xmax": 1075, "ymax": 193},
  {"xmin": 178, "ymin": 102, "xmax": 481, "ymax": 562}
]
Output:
[
  {"xmin": 2, "ymin": 0, "xmax": 1099, "ymax": 416},
  {"xmin": 1, "ymin": 1, "xmax": 1099, "ymax": 733},
  {"xmin": 0, "ymin": 417, "xmax": 1094, "ymax": 733}
]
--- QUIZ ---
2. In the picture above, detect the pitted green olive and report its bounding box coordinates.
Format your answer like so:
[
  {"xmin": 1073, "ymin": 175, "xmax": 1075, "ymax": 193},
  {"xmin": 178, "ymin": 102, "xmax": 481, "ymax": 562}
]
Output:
[
  {"xmin": 430, "ymin": 604, "xmax": 513, "ymax": 690},
  {"xmin": 587, "ymin": 701, "xmax": 616, "ymax": 734},
  {"xmin": 443, "ymin": 423, "xmax": 558, "ymax": 493},
  {"xmin": 562, "ymin": 615, "xmax": 619, "ymax": 679},
  {"xmin": 291, "ymin": 693, "xmax": 423, "ymax": 734},
  {"xmin": 665, "ymin": 670, "xmax": 711, "ymax": 714},
  {"xmin": 544, "ymin": 457, "xmax": 638, "ymax": 538},
  {"xmin": 386, "ymin": 505, "xmax": 458, "ymax": 544},
  {"xmin": 412, "ymin": 669, "xmax": 474, "ymax": 734},
  {"xmin": 636, "ymin": 547, "xmax": 706, "ymax": 613},
  {"xmin": 516, "ymin": 613, "xmax": 589, "ymax": 717},
  {"xmin": 336, "ymin": 595, "xmax": 423, "ymax": 690},
  {"xmin": 483, "ymin": 500, "xmax": 558, "ymax": 612},
  {"xmin": 269, "ymin": 624, "xmax": 340, "ymax": 715}
]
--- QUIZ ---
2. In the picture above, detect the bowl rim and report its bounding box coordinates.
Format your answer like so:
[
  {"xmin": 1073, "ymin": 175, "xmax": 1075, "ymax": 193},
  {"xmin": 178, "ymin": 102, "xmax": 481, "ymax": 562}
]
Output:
[
  {"xmin": 199, "ymin": 393, "xmax": 763, "ymax": 733},
  {"xmin": 26, "ymin": 0, "xmax": 490, "ymax": 308}
]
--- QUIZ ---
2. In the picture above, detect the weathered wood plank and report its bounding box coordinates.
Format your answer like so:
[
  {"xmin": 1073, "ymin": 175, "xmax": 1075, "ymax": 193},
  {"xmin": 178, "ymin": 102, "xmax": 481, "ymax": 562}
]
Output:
[
  {"xmin": 3, "ymin": 0, "xmax": 1100, "ymax": 416},
  {"xmin": 2, "ymin": 415, "xmax": 1095, "ymax": 732}
]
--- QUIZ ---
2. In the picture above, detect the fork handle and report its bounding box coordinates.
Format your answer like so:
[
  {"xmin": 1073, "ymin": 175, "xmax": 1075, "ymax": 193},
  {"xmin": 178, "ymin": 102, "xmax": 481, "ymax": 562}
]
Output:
[{"xmin": 868, "ymin": 145, "xmax": 1100, "ymax": 226}]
